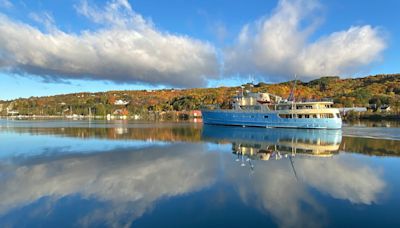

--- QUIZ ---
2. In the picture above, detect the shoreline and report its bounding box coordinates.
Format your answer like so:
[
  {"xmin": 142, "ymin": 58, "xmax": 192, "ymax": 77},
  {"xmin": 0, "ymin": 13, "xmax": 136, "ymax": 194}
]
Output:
[
  {"xmin": 343, "ymin": 112, "xmax": 400, "ymax": 121},
  {"xmin": 0, "ymin": 115, "xmax": 203, "ymax": 121},
  {"xmin": 2, "ymin": 113, "xmax": 399, "ymax": 121}
]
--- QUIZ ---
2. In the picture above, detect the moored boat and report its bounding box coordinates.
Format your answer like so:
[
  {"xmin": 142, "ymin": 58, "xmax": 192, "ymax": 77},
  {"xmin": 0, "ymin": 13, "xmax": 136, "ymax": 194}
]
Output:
[{"xmin": 201, "ymin": 86, "xmax": 342, "ymax": 129}]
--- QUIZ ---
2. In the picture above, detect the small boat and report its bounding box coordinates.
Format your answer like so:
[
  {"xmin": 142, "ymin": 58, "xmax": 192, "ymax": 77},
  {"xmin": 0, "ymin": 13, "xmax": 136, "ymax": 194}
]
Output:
[{"xmin": 201, "ymin": 83, "xmax": 342, "ymax": 129}]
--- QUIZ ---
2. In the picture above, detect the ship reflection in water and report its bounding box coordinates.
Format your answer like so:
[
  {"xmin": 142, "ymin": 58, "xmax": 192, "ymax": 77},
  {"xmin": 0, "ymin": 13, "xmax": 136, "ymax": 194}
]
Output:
[
  {"xmin": 202, "ymin": 125, "xmax": 342, "ymax": 162},
  {"xmin": 0, "ymin": 120, "xmax": 399, "ymax": 227}
]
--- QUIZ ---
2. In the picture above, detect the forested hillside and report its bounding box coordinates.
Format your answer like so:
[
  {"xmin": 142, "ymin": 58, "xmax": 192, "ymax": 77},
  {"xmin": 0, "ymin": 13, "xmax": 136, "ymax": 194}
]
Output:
[{"xmin": 1, "ymin": 74, "xmax": 399, "ymax": 117}]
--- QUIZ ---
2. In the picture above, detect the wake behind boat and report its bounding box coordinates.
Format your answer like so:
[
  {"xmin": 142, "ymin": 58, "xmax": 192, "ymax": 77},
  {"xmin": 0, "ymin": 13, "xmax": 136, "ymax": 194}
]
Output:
[{"xmin": 201, "ymin": 83, "xmax": 342, "ymax": 129}]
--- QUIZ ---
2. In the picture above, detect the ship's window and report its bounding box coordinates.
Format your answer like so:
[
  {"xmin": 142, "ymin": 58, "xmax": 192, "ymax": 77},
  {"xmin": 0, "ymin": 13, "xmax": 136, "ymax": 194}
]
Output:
[
  {"xmin": 305, "ymin": 114, "xmax": 310, "ymax": 118},
  {"xmin": 278, "ymin": 105, "xmax": 290, "ymax": 110},
  {"xmin": 320, "ymin": 113, "xmax": 335, "ymax": 118},
  {"xmin": 279, "ymin": 114, "xmax": 290, "ymax": 118},
  {"xmin": 313, "ymin": 114, "xmax": 318, "ymax": 118},
  {"xmin": 264, "ymin": 115, "xmax": 268, "ymax": 118},
  {"xmin": 298, "ymin": 114, "xmax": 303, "ymax": 118}
]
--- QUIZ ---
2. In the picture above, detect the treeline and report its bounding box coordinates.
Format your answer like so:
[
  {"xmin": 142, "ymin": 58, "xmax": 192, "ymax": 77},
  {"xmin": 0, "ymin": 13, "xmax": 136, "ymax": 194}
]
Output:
[{"xmin": 0, "ymin": 74, "xmax": 399, "ymax": 117}]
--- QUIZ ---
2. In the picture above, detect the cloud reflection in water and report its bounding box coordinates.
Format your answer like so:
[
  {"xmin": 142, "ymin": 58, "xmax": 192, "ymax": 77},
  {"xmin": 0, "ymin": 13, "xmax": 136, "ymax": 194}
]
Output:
[{"xmin": 0, "ymin": 143, "xmax": 219, "ymax": 226}]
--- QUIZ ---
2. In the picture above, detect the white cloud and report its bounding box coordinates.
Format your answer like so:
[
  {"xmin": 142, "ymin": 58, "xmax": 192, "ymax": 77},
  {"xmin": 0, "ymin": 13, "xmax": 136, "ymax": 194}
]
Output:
[
  {"xmin": 76, "ymin": 0, "xmax": 137, "ymax": 27},
  {"xmin": 28, "ymin": 11, "xmax": 56, "ymax": 30},
  {"xmin": 212, "ymin": 21, "xmax": 228, "ymax": 43},
  {"xmin": 224, "ymin": 0, "xmax": 386, "ymax": 82},
  {"xmin": 0, "ymin": 0, "xmax": 389, "ymax": 87},
  {"xmin": 0, "ymin": 0, "xmax": 220, "ymax": 87}
]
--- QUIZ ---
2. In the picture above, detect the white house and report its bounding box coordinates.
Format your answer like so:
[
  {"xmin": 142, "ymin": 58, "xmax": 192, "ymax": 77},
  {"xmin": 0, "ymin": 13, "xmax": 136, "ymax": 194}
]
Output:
[
  {"xmin": 380, "ymin": 105, "xmax": 391, "ymax": 112},
  {"xmin": 114, "ymin": 100, "xmax": 130, "ymax": 105}
]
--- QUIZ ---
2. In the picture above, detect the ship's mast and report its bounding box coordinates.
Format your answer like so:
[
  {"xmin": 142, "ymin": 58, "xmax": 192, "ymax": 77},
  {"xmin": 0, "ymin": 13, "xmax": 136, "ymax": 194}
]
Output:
[
  {"xmin": 287, "ymin": 74, "xmax": 297, "ymax": 114},
  {"xmin": 287, "ymin": 74, "xmax": 297, "ymax": 102}
]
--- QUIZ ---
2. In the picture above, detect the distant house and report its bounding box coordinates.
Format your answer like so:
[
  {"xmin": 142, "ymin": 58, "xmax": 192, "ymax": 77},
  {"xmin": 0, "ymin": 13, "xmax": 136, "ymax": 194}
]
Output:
[
  {"xmin": 380, "ymin": 105, "xmax": 391, "ymax": 112},
  {"xmin": 114, "ymin": 100, "xmax": 130, "ymax": 105},
  {"xmin": 113, "ymin": 108, "xmax": 129, "ymax": 115},
  {"xmin": 339, "ymin": 107, "xmax": 367, "ymax": 115},
  {"xmin": 113, "ymin": 109, "xmax": 123, "ymax": 115},
  {"xmin": 368, "ymin": 104, "xmax": 392, "ymax": 112},
  {"xmin": 6, "ymin": 108, "xmax": 19, "ymax": 115}
]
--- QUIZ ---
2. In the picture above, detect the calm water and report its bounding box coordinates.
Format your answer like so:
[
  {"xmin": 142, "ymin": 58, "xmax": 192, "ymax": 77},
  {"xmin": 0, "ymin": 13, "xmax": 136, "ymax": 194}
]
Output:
[{"xmin": 0, "ymin": 119, "xmax": 400, "ymax": 227}]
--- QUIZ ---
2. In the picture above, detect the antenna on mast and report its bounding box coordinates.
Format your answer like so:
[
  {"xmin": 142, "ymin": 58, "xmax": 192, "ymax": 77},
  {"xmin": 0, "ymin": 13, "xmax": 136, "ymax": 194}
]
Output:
[
  {"xmin": 248, "ymin": 74, "xmax": 255, "ymax": 85},
  {"xmin": 287, "ymin": 74, "xmax": 297, "ymax": 102}
]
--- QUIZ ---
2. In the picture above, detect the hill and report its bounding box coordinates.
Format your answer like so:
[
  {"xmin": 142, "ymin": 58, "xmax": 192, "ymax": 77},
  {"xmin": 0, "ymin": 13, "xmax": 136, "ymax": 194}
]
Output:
[{"xmin": 0, "ymin": 74, "xmax": 399, "ymax": 117}]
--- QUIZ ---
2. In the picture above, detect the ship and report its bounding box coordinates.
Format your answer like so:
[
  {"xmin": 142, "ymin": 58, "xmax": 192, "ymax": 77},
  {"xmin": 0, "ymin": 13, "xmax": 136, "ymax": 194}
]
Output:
[{"xmin": 201, "ymin": 83, "xmax": 342, "ymax": 129}]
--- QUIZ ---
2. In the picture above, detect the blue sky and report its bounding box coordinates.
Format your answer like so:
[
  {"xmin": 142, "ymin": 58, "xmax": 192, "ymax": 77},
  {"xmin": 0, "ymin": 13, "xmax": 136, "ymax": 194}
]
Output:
[{"xmin": 0, "ymin": 0, "xmax": 399, "ymax": 100}]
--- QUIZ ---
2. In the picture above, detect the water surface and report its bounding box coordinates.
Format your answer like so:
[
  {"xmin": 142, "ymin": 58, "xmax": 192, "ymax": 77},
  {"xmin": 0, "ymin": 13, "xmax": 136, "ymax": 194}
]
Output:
[{"xmin": 0, "ymin": 119, "xmax": 399, "ymax": 227}]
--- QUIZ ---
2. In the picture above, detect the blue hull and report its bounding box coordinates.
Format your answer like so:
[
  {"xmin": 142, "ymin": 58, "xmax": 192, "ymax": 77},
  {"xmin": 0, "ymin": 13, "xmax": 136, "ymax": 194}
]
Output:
[{"xmin": 201, "ymin": 110, "xmax": 342, "ymax": 129}]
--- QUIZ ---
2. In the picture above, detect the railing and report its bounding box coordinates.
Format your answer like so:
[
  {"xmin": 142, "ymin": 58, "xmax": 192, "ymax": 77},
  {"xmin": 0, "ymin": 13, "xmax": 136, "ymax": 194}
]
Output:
[{"xmin": 296, "ymin": 98, "xmax": 334, "ymax": 103}]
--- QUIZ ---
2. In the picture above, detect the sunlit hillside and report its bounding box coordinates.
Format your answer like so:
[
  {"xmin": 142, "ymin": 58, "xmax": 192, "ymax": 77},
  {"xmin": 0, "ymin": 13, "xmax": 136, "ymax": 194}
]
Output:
[{"xmin": 1, "ymin": 74, "xmax": 399, "ymax": 116}]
